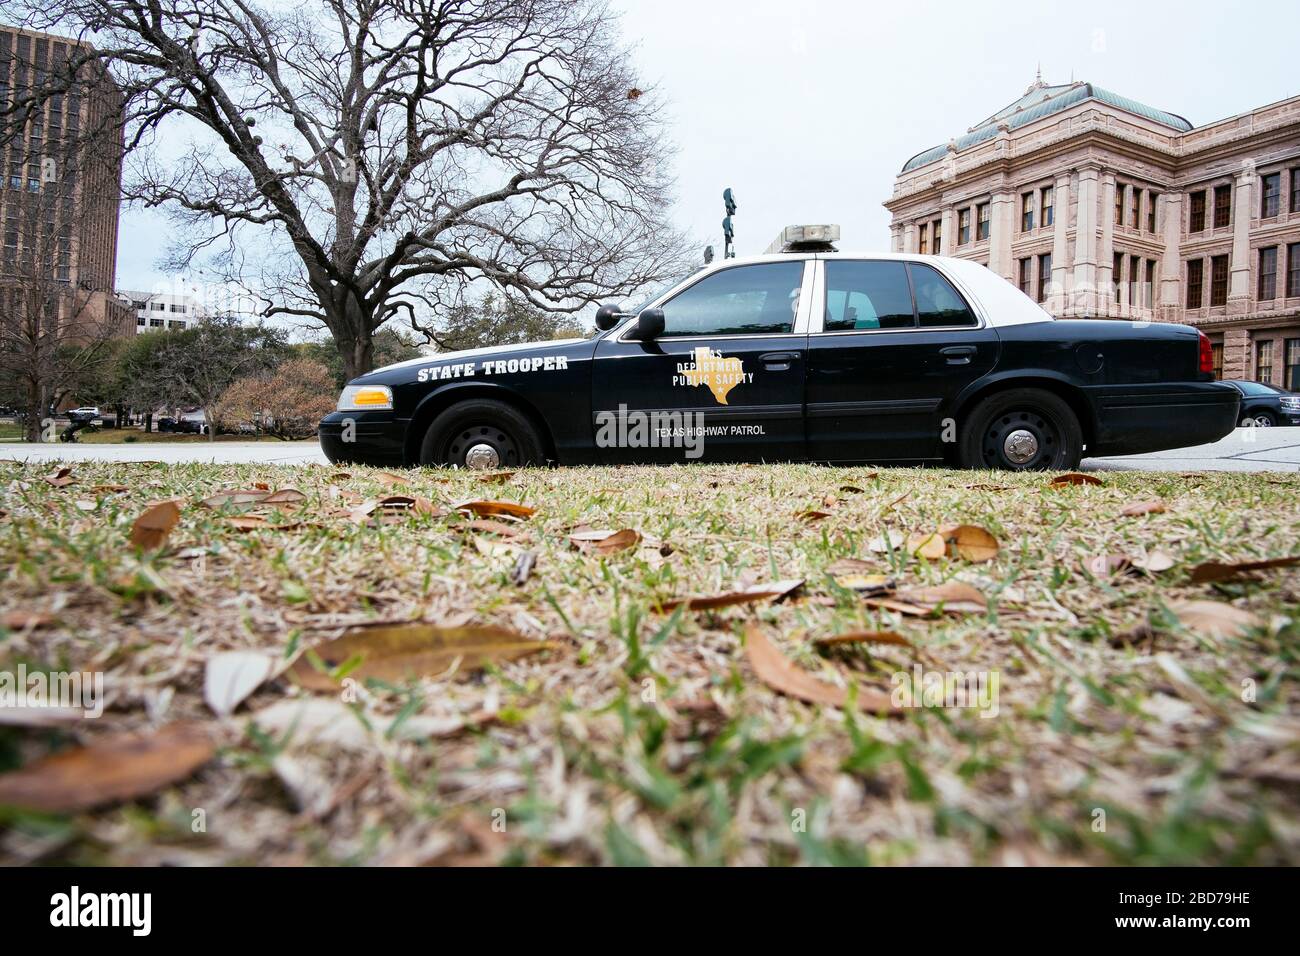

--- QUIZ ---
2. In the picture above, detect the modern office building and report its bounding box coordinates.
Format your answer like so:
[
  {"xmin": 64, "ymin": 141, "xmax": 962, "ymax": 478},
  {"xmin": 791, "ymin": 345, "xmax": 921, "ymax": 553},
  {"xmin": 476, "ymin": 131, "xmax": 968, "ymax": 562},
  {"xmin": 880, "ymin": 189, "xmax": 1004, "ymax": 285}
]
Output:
[
  {"xmin": 0, "ymin": 23, "xmax": 128, "ymax": 338},
  {"xmin": 885, "ymin": 77, "xmax": 1300, "ymax": 387}
]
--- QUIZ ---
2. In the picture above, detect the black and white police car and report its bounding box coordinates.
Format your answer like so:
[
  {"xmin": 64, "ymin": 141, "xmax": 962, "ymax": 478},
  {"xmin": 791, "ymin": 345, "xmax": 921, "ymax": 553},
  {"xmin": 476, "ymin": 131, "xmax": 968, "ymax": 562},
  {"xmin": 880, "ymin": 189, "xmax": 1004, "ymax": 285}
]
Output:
[{"xmin": 320, "ymin": 228, "xmax": 1239, "ymax": 471}]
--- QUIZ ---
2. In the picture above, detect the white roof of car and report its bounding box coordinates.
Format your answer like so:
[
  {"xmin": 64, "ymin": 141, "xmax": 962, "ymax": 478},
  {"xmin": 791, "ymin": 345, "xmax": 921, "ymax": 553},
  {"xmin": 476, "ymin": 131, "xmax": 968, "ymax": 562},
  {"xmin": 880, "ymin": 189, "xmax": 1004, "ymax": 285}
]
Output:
[{"xmin": 690, "ymin": 251, "xmax": 1053, "ymax": 328}]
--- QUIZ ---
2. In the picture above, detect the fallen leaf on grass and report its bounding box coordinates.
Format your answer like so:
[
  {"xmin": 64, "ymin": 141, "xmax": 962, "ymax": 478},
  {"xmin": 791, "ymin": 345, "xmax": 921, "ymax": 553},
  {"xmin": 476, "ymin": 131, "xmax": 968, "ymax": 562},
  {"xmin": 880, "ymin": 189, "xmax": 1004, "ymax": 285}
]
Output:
[
  {"xmin": 1121, "ymin": 499, "xmax": 1167, "ymax": 517},
  {"xmin": 814, "ymin": 630, "xmax": 913, "ymax": 650},
  {"xmin": 42, "ymin": 467, "xmax": 75, "ymax": 488},
  {"xmin": 200, "ymin": 489, "xmax": 269, "ymax": 509},
  {"xmin": 864, "ymin": 581, "xmax": 987, "ymax": 617},
  {"xmin": 942, "ymin": 524, "xmax": 1000, "ymax": 562},
  {"xmin": 1132, "ymin": 550, "xmax": 1176, "ymax": 573},
  {"xmin": 830, "ymin": 573, "xmax": 895, "ymax": 596},
  {"xmin": 467, "ymin": 518, "xmax": 527, "ymax": 538},
  {"xmin": 0, "ymin": 723, "xmax": 214, "ymax": 812},
  {"xmin": 907, "ymin": 531, "xmax": 946, "ymax": 560},
  {"xmin": 204, "ymin": 651, "xmax": 276, "ymax": 717},
  {"xmin": 1188, "ymin": 555, "xmax": 1300, "ymax": 584},
  {"xmin": 1049, "ymin": 472, "xmax": 1103, "ymax": 487},
  {"xmin": 745, "ymin": 627, "xmax": 896, "ymax": 712},
  {"xmin": 867, "ymin": 530, "xmax": 906, "ymax": 553},
  {"xmin": 1084, "ymin": 553, "xmax": 1135, "ymax": 577},
  {"xmin": 130, "ymin": 500, "xmax": 181, "ymax": 550},
  {"xmin": 570, "ymin": 528, "xmax": 641, "ymax": 554},
  {"xmin": 2, "ymin": 610, "xmax": 53, "ymax": 630},
  {"xmin": 289, "ymin": 623, "xmax": 557, "ymax": 690},
  {"xmin": 659, "ymin": 579, "xmax": 804, "ymax": 612},
  {"xmin": 454, "ymin": 499, "xmax": 536, "ymax": 519},
  {"xmin": 262, "ymin": 487, "xmax": 307, "ymax": 505},
  {"xmin": 225, "ymin": 515, "xmax": 303, "ymax": 532},
  {"xmin": 477, "ymin": 471, "xmax": 515, "ymax": 484},
  {"xmin": 1168, "ymin": 600, "xmax": 1262, "ymax": 640},
  {"xmin": 91, "ymin": 484, "xmax": 130, "ymax": 494},
  {"xmin": 797, "ymin": 508, "xmax": 832, "ymax": 522},
  {"xmin": 374, "ymin": 472, "xmax": 412, "ymax": 487}
]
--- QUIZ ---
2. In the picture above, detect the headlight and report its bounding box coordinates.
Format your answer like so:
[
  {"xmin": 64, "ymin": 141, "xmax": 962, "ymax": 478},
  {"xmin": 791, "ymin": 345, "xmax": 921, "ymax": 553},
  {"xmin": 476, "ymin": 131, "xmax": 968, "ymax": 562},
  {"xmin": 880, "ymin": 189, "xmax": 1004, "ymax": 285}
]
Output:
[
  {"xmin": 1280, "ymin": 397, "xmax": 1300, "ymax": 407},
  {"xmin": 337, "ymin": 384, "xmax": 393, "ymax": 412}
]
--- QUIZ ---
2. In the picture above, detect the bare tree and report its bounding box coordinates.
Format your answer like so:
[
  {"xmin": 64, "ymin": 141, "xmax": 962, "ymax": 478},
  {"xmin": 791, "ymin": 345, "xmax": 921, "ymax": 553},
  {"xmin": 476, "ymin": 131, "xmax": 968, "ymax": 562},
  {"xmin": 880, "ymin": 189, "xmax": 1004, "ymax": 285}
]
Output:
[
  {"xmin": 0, "ymin": 104, "xmax": 127, "ymax": 441},
  {"xmin": 9, "ymin": 0, "xmax": 690, "ymax": 379}
]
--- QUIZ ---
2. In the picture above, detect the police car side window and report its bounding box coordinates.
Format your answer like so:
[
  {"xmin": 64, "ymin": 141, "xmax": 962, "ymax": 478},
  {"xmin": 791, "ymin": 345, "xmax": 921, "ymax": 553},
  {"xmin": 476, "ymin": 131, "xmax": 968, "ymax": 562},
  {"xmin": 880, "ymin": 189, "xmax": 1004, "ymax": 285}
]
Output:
[
  {"xmin": 657, "ymin": 262, "xmax": 803, "ymax": 338},
  {"xmin": 909, "ymin": 263, "xmax": 978, "ymax": 328},
  {"xmin": 823, "ymin": 261, "xmax": 915, "ymax": 331}
]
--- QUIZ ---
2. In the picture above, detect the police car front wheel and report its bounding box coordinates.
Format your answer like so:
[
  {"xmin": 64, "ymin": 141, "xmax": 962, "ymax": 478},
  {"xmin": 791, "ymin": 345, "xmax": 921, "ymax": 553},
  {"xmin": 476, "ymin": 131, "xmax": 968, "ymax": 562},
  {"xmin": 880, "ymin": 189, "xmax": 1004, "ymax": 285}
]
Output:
[
  {"xmin": 958, "ymin": 388, "xmax": 1082, "ymax": 471},
  {"xmin": 420, "ymin": 399, "xmax": 545, "ymax": 469}
]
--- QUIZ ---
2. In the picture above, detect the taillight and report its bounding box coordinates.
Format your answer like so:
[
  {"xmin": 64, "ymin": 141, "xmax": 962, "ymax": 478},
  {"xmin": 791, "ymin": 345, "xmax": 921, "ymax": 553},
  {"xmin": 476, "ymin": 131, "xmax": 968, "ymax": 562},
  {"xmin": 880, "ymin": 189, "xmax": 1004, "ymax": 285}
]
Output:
[{"xmin": 1197, "ymin": 331, "xmax": 1213, "ymax": 376}]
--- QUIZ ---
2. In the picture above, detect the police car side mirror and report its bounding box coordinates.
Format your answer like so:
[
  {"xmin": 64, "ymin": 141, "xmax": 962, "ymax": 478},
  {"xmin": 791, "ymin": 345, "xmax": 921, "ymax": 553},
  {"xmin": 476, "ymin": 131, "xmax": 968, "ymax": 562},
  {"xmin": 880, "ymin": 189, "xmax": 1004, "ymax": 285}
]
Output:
[
  {"xmin": 594, "ymin": 303, "xmax": 622, "ymax": 332},
  {"xmin": 635, "ymin": 308, "xmax": 665, "ymax": 341}
]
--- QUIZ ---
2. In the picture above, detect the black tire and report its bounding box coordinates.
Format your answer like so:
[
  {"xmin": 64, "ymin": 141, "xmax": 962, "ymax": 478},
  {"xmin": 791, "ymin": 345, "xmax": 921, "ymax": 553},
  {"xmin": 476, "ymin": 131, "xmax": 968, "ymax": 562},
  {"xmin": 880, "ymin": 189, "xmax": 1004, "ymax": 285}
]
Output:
[
  {"xmin": 958, "ymin": 388, "xmax": 1083, "ymax": 471},
  {"xmin": 1241, "ymin": 410, "xmax": 1275, "ymax": 428},
  {"xmin": 419, "ymin": 398, "xmax": 545, "ymax": 468}
]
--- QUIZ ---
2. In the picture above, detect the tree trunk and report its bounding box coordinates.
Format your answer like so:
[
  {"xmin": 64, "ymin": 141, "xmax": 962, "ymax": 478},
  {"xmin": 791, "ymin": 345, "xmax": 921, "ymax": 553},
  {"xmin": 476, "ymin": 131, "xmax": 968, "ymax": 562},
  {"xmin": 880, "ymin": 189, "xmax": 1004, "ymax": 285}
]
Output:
[
  {"xmin": 24, "ymin": 379, "xmax": 43, "ymax": 443},
  {"xmin": 332, "ymin": 293, "xmax": 376, "ymax": 382}
]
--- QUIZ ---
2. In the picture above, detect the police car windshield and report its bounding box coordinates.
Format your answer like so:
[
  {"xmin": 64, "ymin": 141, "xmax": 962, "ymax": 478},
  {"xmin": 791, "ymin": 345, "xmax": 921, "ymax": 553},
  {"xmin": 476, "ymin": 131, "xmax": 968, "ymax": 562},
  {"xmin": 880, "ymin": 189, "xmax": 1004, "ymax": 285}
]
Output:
[{"xmin": 624, "ymin": 272, "xmax": 697, "ymax": 316}]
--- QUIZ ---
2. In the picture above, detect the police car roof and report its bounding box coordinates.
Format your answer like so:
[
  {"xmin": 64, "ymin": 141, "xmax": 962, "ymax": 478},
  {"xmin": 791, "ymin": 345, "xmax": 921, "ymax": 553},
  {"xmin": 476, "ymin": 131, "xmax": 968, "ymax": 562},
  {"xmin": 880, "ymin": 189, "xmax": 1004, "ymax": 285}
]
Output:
[{"xmin": 693, "ymin": 251, "xmax": 1053, "ymax": 328}]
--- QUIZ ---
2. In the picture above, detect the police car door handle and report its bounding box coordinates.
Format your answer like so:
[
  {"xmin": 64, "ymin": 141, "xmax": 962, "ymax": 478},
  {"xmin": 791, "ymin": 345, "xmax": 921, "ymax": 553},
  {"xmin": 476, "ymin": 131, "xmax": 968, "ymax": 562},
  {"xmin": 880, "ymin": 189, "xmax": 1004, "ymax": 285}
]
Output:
[
  {"xmin": 760, "ymin": 351, "xmax": 798, "ymax": 371},
  {"xmin": 940, "ymin": 346, "xmax": 976, "ymax": 365}
]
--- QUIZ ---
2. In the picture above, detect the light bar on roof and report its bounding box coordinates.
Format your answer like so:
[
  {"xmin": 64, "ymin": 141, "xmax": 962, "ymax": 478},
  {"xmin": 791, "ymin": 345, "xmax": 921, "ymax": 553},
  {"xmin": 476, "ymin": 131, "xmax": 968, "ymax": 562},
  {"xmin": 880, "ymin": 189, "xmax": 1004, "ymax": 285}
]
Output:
[{"xmin": 767, "ymin": 224, "xmax": 841, "ymax": 254}]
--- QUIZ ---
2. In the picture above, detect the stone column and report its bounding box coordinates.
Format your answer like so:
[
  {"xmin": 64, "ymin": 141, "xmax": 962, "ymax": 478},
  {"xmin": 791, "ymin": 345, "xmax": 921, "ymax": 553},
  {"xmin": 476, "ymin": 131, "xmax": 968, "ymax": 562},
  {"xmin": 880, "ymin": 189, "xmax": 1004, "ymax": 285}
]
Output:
[
  {"xmin": 940, "ymin": 206, "xmax": 956, "ymax": 257},
  {"xmin": 1228, "ymin": 159, "xmax": 1255, "ymax": 315},
  {"xmin": 1071, "ymin": 165, "xmax": 1100, "ymax": 317},
  {"xmin": 1223, "ymin": 327, "xmax": 1251, "ymax": 380},
  {"xmin": 1098, "ymin": 171, "xmax": 1116, "ymax": 318},
  {"xmin": 1051, "ymin": 172, "xmax": 1071, "ymax": 312},
  {"xmin": 903, "ymin": 221, "xmax": 917, "ymax": 255},
  {"xmin": 988, "ymin": 190, "xmax": 1015, "ymax": 282},
  {"xmin": 890, "ymin": 224, "xmax": 902, "ymax": 253},
  {"xmin": 1159, "ymin": 193, "xmax": 1183, "ymax": 323}
]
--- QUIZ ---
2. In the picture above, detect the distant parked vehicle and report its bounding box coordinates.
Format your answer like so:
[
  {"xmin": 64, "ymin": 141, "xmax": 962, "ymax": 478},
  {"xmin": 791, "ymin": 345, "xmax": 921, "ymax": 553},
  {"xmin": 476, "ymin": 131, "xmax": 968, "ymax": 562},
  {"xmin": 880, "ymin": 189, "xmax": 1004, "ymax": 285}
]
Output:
[
  {"xmin": 156, "ymin": 416, "xmax": 178, "ymax": 432},
  {"xmin": 176, "ymin": 410, "xmax": 209, "ymax": 434},
  {"xmin": 1223, "ymin": 380, "xmax": 1300, "ymax": 427},
  {"xmin": 66, "ymin": 406, "xmax": 101, "ymax": 422}
]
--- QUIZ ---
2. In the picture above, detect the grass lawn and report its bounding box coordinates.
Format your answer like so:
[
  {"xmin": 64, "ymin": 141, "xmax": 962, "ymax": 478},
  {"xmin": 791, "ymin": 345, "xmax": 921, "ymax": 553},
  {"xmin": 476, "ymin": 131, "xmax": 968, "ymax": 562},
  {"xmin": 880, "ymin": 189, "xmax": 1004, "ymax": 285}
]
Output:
[
  {"xmin": 0, "ymin": 423, "xmax": 296, "ymax": 444},
  {"xmin": 0, "ymin": 460, "xmax": 1297, "ymax": 865}
]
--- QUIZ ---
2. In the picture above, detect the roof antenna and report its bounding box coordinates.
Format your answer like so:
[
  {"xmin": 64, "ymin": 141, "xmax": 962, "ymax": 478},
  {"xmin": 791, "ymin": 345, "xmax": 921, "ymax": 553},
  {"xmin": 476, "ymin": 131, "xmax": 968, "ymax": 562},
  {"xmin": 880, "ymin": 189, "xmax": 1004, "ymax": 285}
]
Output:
[{"xmin": 1036, "ymin": 62, "xmax": 1043, "ymax": 86}]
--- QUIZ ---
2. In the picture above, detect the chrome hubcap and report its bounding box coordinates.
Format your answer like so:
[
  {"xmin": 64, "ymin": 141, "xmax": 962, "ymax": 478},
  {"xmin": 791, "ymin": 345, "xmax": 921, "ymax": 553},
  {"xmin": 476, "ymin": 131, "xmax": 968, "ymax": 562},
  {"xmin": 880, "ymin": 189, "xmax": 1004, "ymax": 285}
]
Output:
[
  {"xmin": 464, "ymin": 443, "xmax": 501, "ymax": 469},
  {"xmin": 1003, "ymin": 429, "xmax": 1039, "ymax": 465},
  {"xmin": 1254, "ymin": 416, "xmax": 1272, "ymax": 428}
]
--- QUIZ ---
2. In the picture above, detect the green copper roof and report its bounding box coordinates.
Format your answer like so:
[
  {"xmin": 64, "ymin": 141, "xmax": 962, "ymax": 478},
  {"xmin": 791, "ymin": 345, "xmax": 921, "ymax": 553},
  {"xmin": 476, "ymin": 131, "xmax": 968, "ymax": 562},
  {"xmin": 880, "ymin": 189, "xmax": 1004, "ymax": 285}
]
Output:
[{"xmin": 900, "ymin": 81, "xmax": 1193, "ymax": 173}]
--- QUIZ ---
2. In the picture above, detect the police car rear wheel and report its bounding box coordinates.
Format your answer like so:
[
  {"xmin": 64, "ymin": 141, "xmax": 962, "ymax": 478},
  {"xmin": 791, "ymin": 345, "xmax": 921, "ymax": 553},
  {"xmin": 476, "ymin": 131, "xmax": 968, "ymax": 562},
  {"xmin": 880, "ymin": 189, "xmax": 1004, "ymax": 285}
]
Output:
[
  {"xmin": 959, "ymin": 388, "xmax": 1082, "ymax": 471},
  {"xmin": 420, "ymin": 399, "xmax": 544, "ymax": 469}
]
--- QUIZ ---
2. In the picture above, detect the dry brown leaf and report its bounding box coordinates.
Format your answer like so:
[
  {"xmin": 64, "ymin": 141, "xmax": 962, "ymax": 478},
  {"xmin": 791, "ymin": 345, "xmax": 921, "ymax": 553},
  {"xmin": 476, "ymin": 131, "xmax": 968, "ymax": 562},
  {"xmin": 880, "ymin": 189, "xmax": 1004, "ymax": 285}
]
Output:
[
  {"xmin": 1169, "ymin": 600, "xmax": 1262, "ymax": 640},
  {"xmin": 91, "ymin": 484, "xmax": 130, "ymax": 494},
  {"xmin": 0, "ymin": 723, "xmax": 214, "ymax": 812},
  {"xmin": 814, "ymin": 630, "xmax": 913, "ymax": 650},
  {"xmin": 865, "ymin": 581, "xmax": 987, "ymax": 616},
  {"xmin": 477, "ymin": 471, "xmax": 515, "ymax": 484},
  {"xmin": 907, "ymin": 531, "xmax": 946, "ymax": 560},
  {"xmin": 42, "ymin": 467, "xmax": 75, "ymax": 488},
  {"xmin": 374, "ymin": 472, "xmax": 412, "ymax": 487},
  {"xmin": 745, "ymin": 626, "xmax": 897, "ymax": 712},
  {"xmin": 1188, "ymin": 555, "xmax": 1300, "ymax": 584},
  {"xmin": 574, "ymin": 528, "xmax": 641, "ymax": 554},
  {"xmin": 289, "ymin": 623, "xmax": 557, "ymax": 690},
  {"xmin": 454, "ymin": 499, "xmax": 536, "ymax": 519},
  {"xmin": 467, "ymin": 518, "xmax": 526, "ymax": 538},
  {"xmin": 825, "ymin": 558, "xmax": 876, "ymax": 575},
  {"xmin": 942, "ymin": 524, "xmax": 1000, "ymax": 562},
  {"xmin": 262, "ymin": 487, "xmax": 308, "ymax": 505},
  {"xmin": 660, "ymin": 579, "xmax": 804, "ymax": 612},
  {"xmin": 830, "ymin": 573, "xmax": 895, "ymax": 595},
  {"xmin": 200, "ymin": 489, "xmax": 269, "ymax": 509},
  {"xmin": 1049, "ymin": 472, "xmax": 1103, "ymax": 487},
  {"xmin": 1121, "ymin": 498, "xmax": 1167, "ymax": 517},
  {"xmin": 2, "ymin": 610, "xmax": 53, "ymax": 630},
  {"xmin": 130, "ymin": 500, "xmax": 181, "ymax": 550},
  {"xmin": 796, "ymin": 509, "xmax": 832, "ymax": 522}
]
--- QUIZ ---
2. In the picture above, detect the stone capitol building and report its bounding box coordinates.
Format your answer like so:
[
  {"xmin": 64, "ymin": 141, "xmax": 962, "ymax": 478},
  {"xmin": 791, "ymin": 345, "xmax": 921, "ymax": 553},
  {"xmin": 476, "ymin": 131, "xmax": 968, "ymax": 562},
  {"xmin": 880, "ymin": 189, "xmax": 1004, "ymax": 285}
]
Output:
[{"xmin": 885, "ymin": 76, "xmax": 1300, "ymax": 388}]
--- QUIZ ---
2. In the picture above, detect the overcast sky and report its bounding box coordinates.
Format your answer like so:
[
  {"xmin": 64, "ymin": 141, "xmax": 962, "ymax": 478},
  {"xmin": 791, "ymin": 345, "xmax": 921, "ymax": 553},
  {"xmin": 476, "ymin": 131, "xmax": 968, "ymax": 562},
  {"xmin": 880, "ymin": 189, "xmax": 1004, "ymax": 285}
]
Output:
[{"xmin": 115, "ymin": 0, "xmax": 1300, "ymax": 296}]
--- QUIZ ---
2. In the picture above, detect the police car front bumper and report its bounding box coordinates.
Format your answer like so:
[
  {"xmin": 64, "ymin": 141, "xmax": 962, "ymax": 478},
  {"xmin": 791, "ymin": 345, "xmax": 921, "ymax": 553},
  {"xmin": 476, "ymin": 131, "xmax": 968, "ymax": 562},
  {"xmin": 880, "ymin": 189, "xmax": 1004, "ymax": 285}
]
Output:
[{"xmin": 318, "ymin": 411, "xmax": 407, "ymax": 467}]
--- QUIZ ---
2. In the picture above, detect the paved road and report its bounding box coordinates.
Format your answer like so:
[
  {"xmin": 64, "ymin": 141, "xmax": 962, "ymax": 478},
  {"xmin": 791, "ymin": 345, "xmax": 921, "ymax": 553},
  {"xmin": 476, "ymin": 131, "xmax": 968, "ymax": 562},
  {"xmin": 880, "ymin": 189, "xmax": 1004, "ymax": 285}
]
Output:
[{"xmin": 1, "ymin": 429, "xmax": 1298, "ymax": 471}]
